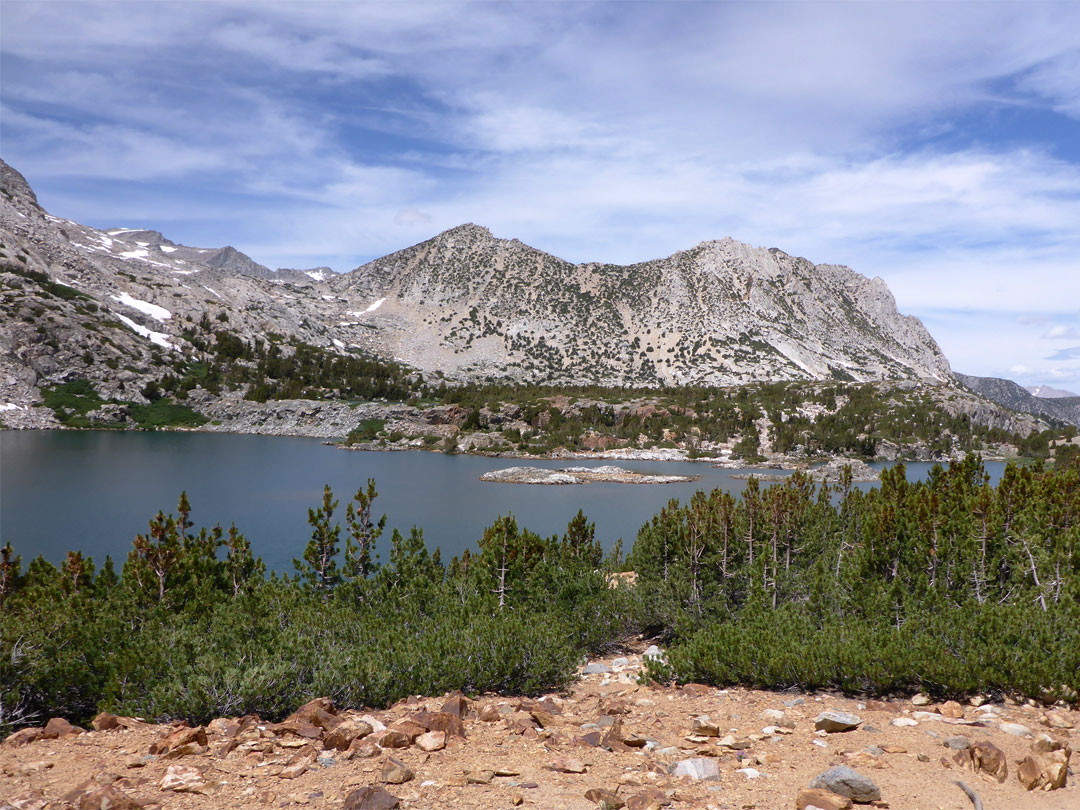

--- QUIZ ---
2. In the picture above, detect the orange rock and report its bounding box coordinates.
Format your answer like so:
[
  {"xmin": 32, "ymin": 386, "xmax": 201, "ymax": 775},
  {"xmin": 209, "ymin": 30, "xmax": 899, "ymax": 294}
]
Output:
[{"xmin": 796, "ymin": 787, "xmax": 853, "ymax": 810}]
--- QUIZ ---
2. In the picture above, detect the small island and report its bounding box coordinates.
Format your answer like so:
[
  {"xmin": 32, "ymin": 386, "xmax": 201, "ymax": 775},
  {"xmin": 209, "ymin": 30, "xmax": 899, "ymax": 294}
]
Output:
[
  {"xmin": 730, "ymin": 457, "xmax": 880, "ymax": 483},
  {"xmin": 480, "ymin": 465, "xmax": 699, "ymax": 485}
]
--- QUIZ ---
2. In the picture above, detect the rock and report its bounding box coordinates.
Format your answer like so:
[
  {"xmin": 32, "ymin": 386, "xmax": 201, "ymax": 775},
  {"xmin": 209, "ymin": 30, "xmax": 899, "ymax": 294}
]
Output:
[
  {"xmin": 814, "ymin": 711, "xmax": 862, "ymax": 733},
  {"xmin": 531, "ymin": 709, "xmax": 559, "ymax": 728},
  {"xmin": 890, "ymin": 717, "xmax": 917, "ymax": 727},
  {"xmin": 671, "ymin": 757, "xmax": 720, "ymax": 780},
  {"xmin": 550, "ymin": 756, "xmax": 588, "ymax": 774},
  {"xmin": 584, "ymin": 663, "xmax": 612, "ymax": 674},
  {"xmin": 1017, "ymin": 747, "xmax": 1070, "ymax": 791},
  {"xmin": 416, "ymin": 730, "xmax": 446, "ymax": 751},
  {"xmin": 285, "ymin": 697, "xmax": 341, "ymax": 732},
  {"xmin": 954, "ymin": 740, "xmax": 1008, "ymax": 782},
  {"xmin": 938, "ymin": 701, "xmax": 965, "ymax": 718},
  {"xmin": 342, "ymin": 786, "xmax": 400, "ymax": 810},
  {"xmin": 4, "ymin": 727, "xmax": 43, "ymax": 747},
  {"xmin": 377, "ymin": 730, "xmax": 411, "ymax": 749},
  {"xmin": 943, "ymin": 735, "xmax": 971, "ymax": 750},
  {"xmin": 585, "ymin": 787, "xmax": 625, "ymax": 808},
  {"xmin": 411, "ymin": 709, "xmax": 466, "ymax": 739},
  {"xmin": 796, "ymin": 787, "xmax": 853, "ymax": 810},
  {"xmin": 324, "ymin": 719, "xmax": 374, "ymax": 751},
  {"xmin": 808, "ymin": 765, "xmax": 881, "ymax": 802},
  {"xmin": 73, "ymin": 784, "xmax": 146, "ymax": 810},
  {"xmin": 762, "ymin": 708, "xmax": 786, "ymax": 722},
  {"xmin": 643, "ymin": 645, "xmax": 664, "ymax": 661},
  {"xmin": 611, "ymin": 657, "xmax": 631, "ymax": 670},
  {"xmin": 347, "ymin": 739, "xmax": 381, "ymax": 759},
  {"xmin": 478, "ymin": 704, "xmax": 502, "ymax": 722},
  {"xmin": 41, "ymin": 717, "xmax": 84, "ymax": 739},
  {"xmin": 1040, "ymin": 710, "xmax": 1073, "ymax": 730},
  {"xmin": 388, "ymin": 718, "xmax": 427, "ymax": 742},
  {"xmin": 440, "ymin": 694, "xmax": 471, "ymax": 717},
  {"xmin": 625, "ymin": 787, "xmax": 669, "ymax": 810},
  {"xmin": 280, "ymin": 755, "xmax": 313, "ymax": 779},
  {"xmin": 911, "ymin": 694, "xmax": 931, "ymax": 706},
  {"xmin": 380, "ymin": 757, "xmax": 414, "ymax": 784},
  {"xmin": 1000, "ymin": 721, "xmax": 1032, "ymax": 737},
  {"xmin": 691, "ymin": 715, "xmax": 720, "ymax": 736},
  {"xmin": 465, "ymin": 769, "xmax": 495, "ymax": 784},
  {"xmin": 150, "ymin": 725, "xmax": 207, "ymax": 756},
  {"xmin": 735, "ymin": 767, "xmax": 761, "ymax": 779},
  {"xmin": 159, "ymin": 763, "xmax": 208, "ymax": 793},
  {"xmin": 91, "ymin": 712, "xmax": 122, "ymax": 732}
]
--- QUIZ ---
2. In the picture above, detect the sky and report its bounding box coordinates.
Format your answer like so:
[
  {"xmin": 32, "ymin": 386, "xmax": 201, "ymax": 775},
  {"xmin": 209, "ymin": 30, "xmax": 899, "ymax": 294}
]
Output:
[{"xmin": 1, "ymin": 1, "xmax": 1079, "ymax": 389}]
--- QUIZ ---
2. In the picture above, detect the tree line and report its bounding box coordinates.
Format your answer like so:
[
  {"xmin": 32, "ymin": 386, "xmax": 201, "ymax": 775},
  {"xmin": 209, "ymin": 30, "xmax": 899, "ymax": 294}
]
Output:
[{"xmin": 1, "ymin": 455, "xmax": 1077, "ymax": 737}]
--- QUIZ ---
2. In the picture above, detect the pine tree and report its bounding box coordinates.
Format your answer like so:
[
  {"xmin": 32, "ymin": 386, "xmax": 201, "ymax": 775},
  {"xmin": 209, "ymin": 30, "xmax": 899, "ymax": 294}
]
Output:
[
  {"xmin": 296, "ymin": 484, "xmax": 341, "ymax": 595},
  {"xmin": 345, "ymin": 478, "xmax": 385, "ymax": 582}
]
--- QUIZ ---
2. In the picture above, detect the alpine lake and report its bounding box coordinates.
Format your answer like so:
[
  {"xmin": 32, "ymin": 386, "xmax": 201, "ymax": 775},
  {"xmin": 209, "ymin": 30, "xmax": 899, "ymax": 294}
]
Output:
[{"xmin": 1, "ymin": 430, "xmax": 1007, "ymax": 573}]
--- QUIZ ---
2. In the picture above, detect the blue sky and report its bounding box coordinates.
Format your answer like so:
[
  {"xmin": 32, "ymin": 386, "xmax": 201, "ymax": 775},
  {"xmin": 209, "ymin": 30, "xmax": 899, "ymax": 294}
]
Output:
[{"xmin": 2, "ymin": 1, "xmax": 1079, "ymax": 388}]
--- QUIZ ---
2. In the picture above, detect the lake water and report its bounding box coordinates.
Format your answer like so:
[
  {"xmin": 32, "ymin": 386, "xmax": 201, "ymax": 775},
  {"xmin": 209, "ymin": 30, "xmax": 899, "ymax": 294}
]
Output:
[{"xmin": 0, "ymin": 431, "xmax": 1007, "ymax": 573}]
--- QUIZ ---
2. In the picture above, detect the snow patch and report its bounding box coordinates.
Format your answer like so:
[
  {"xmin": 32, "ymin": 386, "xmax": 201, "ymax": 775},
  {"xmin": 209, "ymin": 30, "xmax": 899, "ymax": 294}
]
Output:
[
  {"xmin": 0, "ymin": 403, "xmax": 26, "ymax": 412},
  {"xmin": 119, "ymin": 249, "xmax": 150, "ymax": 260},
  {"xmin": 332, "ymin": 338, "xmax": 345, "ymax": 349},
  {"xmin": 171, "ymin": 269, "xmax": 199, "ymax": 276},
  {"xmin": 115, "ymin": 314, "xmax": 176, "ymax": 350},
  {"xmin": 305, "ymin": 269, "xmax": 329, "ymax": 281},
  {"xmin": 202, "ymin": 286, "xmax": 222, "ymax": 299},
  {"xmin": 106, "ymin": 228, "xmax": 139, "ymax": 235},
  {"xmin": 112, "ymin": 292, "xmax": 171, "ymax": 322},
  {"xmin": 160, "ymin": 245, "xmax": 177, "ymax": 253},
  {"xmin": 365, "ymin": 297, "xmax": 386, "ymax": 313}
]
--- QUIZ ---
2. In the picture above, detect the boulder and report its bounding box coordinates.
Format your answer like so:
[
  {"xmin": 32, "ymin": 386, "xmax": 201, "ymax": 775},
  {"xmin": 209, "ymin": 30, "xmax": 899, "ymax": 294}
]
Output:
[
  {"xmin": 285, "ymin": 697, "xmax": 341, "ymax": 732},
  {"xmin": 41, "ymin": 717, "xmax": 84, "ymax": 739},
  {"xmin": 159, "ymin": 763, "xmax": 208, "ymax": 793},
  {"xmin": 550, "ymin": 756, "xmax": 588, "ymax": 774},
  {"xmin": 670, "ymin": 757, "xmax": 720, "ymax": 781},
  {"xmin": 796, "ymin": 787, "xmax": 853, "ymax": 810},
  {"xmin": 72, "ymin": 784, "xmax": 147, "ymax": 810},
  {"xmin": 440, "ymin": 694, "xmax": 471, "ymax": 718},
  {"xmin": 380, "ymin": 757, "xmax": 414, "ymax": 784},
  {"xmin": 691, "ymin": 715, "xmax": 720, "ymax": 736},
  {"xmin": 376, "ymin": 730, "xmax": 411, "ymax": 749},
  {"xmin": 91, "ymin": 713, "xmax": 122, "ymax": 732},
  {"xmin": 343, "ymin": 786, "xmax": 400, "ymax": 810},
  {"xmin": 814, "ymin": 711, "xmax": 862, "ymax": 733},
  {"xmin": 808, "ymin": 766, "xmax": 881, "ymax": 802},
  {"xmin": 953, "ymin": 740, "xmax": 1008, "ymax": 782},
  {"xmin": 625, "ymin": 787, "xmax": 669, "ymax": 810},
  {"xmin": 4, "ymin": 727, "xmax": 43, "ymax": 747},
  {"xmin": 1040, "ymin": 710, "xmax": 1073, "ymax": 730},
  {"xmin": 324, "ymin": 719, "xmax": 374, "ymax": 751},
  {"xmin": 416, "ymin": 730, "xmax": 446, "ymax": 752},
  {"xmin": 938, "ymin": 701, "xmax": 965, "ymax": 719},
  {"xmin": 1017, "ymin": 747, "xmax": 1070, "ymax": 791},
  {"xmin": 411, "ymin": 709, "xmax": 466, "ymax": 739},
  {"xmin": 149, "ymin": 725, "xmax": 207, "ymax": 756}
]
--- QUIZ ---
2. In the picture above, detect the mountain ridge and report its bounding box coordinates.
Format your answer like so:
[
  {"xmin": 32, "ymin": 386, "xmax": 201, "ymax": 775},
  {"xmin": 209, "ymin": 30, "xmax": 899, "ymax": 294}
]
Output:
[{"xmin": 2, "ymin": 155, "xmax": 958, "ymax": 424}]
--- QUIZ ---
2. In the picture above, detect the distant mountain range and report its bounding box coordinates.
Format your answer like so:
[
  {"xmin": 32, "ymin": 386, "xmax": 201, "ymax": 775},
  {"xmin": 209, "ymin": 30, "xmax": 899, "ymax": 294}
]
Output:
[
  {"xmin": 1027, "ymin": 384, "xmax": 1078, "ymax": 399},
  {"xmin": 955, "ymin": 373, "xmax": 1080, "ymax": 427},
  {"xmin": 5, "ymin": 155, "xmax": 1069, "ymax": 431}
]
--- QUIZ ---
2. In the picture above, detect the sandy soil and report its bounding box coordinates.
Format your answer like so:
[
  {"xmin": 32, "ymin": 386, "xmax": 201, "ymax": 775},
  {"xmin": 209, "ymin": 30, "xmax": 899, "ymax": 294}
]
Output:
[{"xmin": 2, "ymin": 645, "xmax": 1076, "ymax": 810}]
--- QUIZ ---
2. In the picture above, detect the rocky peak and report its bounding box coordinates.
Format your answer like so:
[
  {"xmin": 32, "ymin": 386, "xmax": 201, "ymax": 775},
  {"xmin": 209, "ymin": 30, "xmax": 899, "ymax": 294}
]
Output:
[{"xmin": 0, "ymin": 158, "xmax": 41, "ymax": 215}]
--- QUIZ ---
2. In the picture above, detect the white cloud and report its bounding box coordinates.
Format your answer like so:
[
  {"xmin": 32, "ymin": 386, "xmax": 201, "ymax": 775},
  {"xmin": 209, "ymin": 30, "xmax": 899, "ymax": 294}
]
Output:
[{"xmin": 3, "ymin": 1, "xmax": 1080, "ymax": 380}]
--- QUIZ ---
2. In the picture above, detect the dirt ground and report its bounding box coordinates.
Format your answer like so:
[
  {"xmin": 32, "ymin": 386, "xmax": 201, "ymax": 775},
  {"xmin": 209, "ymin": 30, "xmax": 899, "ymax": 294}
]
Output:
[{"xmin": 2, "ymin": 644, "xmax": 1077, "ymax": 810}]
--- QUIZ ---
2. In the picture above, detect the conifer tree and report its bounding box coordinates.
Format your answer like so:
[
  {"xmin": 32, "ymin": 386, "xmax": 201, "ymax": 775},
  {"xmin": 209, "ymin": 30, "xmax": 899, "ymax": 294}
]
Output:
[
  {"xmin": 345, "ymin": 478, "xmax": 385, "ymax": 582},
  {"xmin": 296, "ymin": 484, "xmax": 341, "ymax": 595}
]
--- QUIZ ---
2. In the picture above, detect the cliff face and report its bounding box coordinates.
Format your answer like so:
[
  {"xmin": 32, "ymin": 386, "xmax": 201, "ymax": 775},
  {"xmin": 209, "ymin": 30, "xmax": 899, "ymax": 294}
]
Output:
[{"xmin": 3, "ymin": 156, "xmax": 953, "ymax": 427}]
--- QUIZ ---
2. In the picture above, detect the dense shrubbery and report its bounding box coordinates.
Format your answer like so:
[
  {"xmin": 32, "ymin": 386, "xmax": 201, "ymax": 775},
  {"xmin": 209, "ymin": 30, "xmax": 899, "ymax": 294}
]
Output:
[{"xmin": 1, "ymin": 455, "xmax": 1077, "ymax": 737}]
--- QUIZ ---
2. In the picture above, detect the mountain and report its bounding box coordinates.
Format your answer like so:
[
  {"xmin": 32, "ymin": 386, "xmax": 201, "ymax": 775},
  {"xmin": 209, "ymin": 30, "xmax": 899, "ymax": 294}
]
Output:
[
  {"xmin": 955, "ymin": 373, "xmax": 1080, "ymax": 427},
  {"xmin": 1027, "ymin": 384, "xmax": 1078, "ymax": 399},
  {"xmin": 3, "ymin": 156, "xmax": 957, "ymax": 423},
  {"xmin": 329, "ymin": 223, "xmax": 952, "ymax": 387}
]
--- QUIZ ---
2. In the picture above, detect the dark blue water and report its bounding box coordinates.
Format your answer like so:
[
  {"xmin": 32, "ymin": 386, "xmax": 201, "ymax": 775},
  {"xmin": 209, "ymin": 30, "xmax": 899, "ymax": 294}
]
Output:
[{"xmin": 0, "ymin": 431, "xmax": 1006, "ymax": 573}]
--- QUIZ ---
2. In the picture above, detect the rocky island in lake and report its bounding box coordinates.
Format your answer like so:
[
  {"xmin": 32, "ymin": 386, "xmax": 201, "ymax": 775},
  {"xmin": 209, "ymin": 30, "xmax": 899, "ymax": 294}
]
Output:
[{"xmin": 480, "ymin": 465, "xmax": 698, "ymax": 485}]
